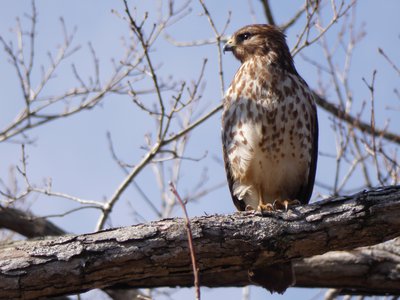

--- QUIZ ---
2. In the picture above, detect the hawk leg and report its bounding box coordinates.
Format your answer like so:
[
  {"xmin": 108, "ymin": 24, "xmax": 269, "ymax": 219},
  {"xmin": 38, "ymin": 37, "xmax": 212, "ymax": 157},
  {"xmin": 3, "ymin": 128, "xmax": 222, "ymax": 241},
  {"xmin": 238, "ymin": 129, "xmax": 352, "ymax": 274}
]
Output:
[
  {"xmin": 257, "ymin": 188, "xmax": 274, "ymax": 212},
  {"xmin": 273, "ymin": 199, "xmax": 301, "ymax": 211}
]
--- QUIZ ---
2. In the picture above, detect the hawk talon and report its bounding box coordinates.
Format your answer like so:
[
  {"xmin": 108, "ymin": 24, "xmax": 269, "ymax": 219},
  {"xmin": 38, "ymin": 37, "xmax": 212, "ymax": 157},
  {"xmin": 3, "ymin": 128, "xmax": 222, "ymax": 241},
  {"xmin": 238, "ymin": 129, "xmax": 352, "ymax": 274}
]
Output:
[
  {"xmin": 273, "ymin": 199, "xmax": 301, "ymax": 211},
  {"xmin": 258, "ymin": 203, "xmax": 274, "ymax": 215},
  {"xmin": 245, "ymin": 205, "xmax": 255, "ymax": 211}
]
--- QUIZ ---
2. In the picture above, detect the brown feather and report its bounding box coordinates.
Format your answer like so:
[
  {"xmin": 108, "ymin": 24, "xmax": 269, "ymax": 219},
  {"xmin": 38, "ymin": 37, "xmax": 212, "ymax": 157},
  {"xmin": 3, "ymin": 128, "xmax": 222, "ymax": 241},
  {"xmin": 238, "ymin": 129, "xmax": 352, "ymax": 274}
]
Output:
[
  {"xmin": 222, "ymin": 127, "xmax": 246, "ymax": 211},
  {"xmin": 297, "ymin": 99, "xmax": 319, "ymax": 204}
]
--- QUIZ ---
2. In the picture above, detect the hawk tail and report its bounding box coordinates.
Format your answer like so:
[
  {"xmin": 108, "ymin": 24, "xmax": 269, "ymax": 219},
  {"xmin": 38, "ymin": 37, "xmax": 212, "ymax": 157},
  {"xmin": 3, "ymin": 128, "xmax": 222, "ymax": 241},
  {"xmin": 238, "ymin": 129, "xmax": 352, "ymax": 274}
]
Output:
[{"xmin": 248, "ymin": 261, "xmax": 295, "ymax": 294}]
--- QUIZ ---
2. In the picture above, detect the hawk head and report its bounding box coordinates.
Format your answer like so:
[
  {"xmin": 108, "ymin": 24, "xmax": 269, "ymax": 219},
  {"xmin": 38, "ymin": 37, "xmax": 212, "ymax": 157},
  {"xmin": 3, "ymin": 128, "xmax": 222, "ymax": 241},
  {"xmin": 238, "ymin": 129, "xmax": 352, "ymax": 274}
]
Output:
[{"xmin": 223, "ymin": 24, "xmax": 297, "ymax": 74}]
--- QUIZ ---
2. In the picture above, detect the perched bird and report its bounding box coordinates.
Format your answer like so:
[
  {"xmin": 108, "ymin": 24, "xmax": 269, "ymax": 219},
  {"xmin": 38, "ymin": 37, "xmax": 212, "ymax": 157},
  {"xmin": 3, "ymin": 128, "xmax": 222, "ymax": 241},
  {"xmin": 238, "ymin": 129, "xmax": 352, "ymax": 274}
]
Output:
[{"xmin": 222, "ymin": 24, "xmax": 318, "ymax": 293}]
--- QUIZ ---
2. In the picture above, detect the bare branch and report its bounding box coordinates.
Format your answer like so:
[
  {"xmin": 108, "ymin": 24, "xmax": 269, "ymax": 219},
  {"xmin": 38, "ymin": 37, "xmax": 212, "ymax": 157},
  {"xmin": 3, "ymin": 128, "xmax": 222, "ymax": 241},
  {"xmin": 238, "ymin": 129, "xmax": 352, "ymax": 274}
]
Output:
[
  {"xmin": 0, "ymin": 205, "xmax": 65, "ymax": 238},
  {"xmin": 123, "ymin": 0, "xmax": 165, "ymax": 141},
  {"xmin": 198, "ymin": 0, "xmax": 230, "ymax": 97},
  {"xmin": 296, "ymin": 237, "xmax": 400, "ymax": 296},
  {"xmin": 260, "ymin": 0, "xmax": 276, "ymax": 26},
  {"xmin": 164, "ymin": 33, "xmax": 220, "ymax": 47},
  {"xmin": 378, "ymin": 47, "xmax": 400, "ymax": 76},
  {"xmin": 291, "ymin": 1, "xmax": 356, "ymax": 57},
  {"xmin": 314, "ymin": 93, "xmax": 400, "ymax": 145},
  {"xmin": 280, "ymin": 4, "xmax": 307, "ymax": 31}
]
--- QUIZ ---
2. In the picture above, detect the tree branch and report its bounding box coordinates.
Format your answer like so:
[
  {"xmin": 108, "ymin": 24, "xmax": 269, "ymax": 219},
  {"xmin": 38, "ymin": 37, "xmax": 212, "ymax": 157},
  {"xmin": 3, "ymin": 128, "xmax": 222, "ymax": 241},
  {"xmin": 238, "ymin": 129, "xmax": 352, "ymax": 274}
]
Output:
[
  {"xmin": 314, "ymin": 93, "xmax": 400, "ymax": 145},
  {"xmin": 0, "ymin": 186, "xmax": 399, "ymax": 299},
  {"xmin": 0, "ymin": 206, "xmax": 150, "ymax": 300},
  {"xmin": 0, "ymin": 205, "xmax": 65, "ymax": 238},
  {"xmin": 295, "ymin": 237, "xmax": 400, "ymax": 296},
  {"xmin": 260, "ymin": 0, "xmax": 276, "ymax": 26}
]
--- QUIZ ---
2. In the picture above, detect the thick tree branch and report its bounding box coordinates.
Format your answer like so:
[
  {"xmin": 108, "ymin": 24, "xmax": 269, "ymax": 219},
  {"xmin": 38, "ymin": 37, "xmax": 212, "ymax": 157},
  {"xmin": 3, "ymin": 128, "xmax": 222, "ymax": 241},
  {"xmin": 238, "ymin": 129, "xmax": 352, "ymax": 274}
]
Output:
[
  {"xmin": 0, "ymin": 186, "xmax": 399, "ymax": 299},
  {"xmin": 295, "ymin": 237, "xmax": 400, "ymax": 296},
  {"xmin": 0, "ymin": 205, "xmax": 65, "ymax": 238},
  {"xmin": 0, "ymin": 206, "xmax": 149, "ymax": 300}
]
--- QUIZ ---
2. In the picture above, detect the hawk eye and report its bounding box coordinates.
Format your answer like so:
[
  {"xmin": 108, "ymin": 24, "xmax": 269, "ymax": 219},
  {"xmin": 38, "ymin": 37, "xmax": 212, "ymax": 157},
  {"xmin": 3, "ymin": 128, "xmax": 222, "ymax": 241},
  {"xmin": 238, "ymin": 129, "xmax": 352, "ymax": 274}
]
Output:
[{"xmin": 238, "ymin": 32, "xmax": 252, "ymax": 42}]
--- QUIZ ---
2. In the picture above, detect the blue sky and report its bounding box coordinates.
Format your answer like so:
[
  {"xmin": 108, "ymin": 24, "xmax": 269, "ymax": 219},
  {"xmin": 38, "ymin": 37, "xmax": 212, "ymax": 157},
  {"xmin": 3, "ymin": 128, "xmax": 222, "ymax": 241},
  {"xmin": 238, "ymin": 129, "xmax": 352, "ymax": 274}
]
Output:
[{"xmin": 1, "ymin": 1, "xmax": 399, "ymax": 299}]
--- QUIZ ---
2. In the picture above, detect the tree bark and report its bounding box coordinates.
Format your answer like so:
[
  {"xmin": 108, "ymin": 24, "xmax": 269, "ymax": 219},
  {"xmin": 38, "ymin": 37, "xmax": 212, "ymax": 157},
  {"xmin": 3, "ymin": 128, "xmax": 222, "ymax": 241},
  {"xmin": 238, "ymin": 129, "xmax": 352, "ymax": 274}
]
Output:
[
  {"xmin": 0, "ymin": 186, "xmax": 399, "ymax": 299},
  {"xmin": 0, "ymin": 206, "xmax": 149, "ymax": 300},
  {"xmin": 295, "ymin": 237, "xmax": 400, "ymax": 295}
]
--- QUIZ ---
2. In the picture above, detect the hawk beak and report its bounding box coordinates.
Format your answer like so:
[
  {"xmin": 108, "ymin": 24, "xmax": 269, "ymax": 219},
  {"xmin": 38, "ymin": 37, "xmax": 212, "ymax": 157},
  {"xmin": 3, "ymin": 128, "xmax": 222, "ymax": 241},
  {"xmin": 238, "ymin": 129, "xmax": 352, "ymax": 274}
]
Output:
[{"xmin": 223, "ymin": 38, "xmax": 235, "ymax": 54}]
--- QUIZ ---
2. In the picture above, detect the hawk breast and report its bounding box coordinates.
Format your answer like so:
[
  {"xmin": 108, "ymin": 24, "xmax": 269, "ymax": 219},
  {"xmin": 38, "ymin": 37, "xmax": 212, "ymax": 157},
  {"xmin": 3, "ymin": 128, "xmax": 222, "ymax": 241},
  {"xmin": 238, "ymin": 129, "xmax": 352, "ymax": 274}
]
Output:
[{"xmin": 222, "ymin": 57, "xmax": 317, "ymax": 210}]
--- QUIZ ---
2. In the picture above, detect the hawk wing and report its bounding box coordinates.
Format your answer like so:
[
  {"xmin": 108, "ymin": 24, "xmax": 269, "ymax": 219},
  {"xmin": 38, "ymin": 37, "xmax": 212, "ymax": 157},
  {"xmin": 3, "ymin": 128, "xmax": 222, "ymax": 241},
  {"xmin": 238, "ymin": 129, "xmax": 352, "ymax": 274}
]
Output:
[
  {"xmin": 222, "ymin": 129, "xmax": 247, "ymax": 211},
  {"xmin": 296, "ymin": 92, "xmax": 319, "ymax": 205}
]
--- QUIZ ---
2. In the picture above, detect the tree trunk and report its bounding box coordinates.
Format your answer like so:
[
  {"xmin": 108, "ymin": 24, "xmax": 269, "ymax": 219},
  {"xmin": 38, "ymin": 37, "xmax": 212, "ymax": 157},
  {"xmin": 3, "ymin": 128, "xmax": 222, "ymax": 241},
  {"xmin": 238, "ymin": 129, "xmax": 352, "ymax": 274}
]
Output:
[{"xmin": 0, "ymin": 186, "xmax": 399, "ymax": 299}]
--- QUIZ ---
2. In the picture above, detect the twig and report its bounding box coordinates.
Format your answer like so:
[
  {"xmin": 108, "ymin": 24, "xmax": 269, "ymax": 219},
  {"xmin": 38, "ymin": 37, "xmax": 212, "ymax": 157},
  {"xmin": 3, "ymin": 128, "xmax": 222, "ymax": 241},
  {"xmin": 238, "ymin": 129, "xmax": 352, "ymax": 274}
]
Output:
[
  {"xmin": 0, "ymin": 6, "xmax": 143, "ymax": 143},
  {"xmin": 362, "ymin": 70, "xmax": 384, "ymax": 185},
  {"xmin": 164, "ymin": 34, "xmax": 220, "ymax": 47},
  {"xmin": 378, "ymin": 47, "xmax": 400, "ymax": 76},
  {"xmin": 198, "ymin": 0, "xmax": 229, "ymax": 98},
  {"xmin": 123, "ymin": 0, "xmax": 165, "ymax": 141},
  {"xmin": 290, "ymin": 0, "xmax": 320, "ymax": 57},
  {"xmin": 162, "ymin": 104, "xmax": 222, "ymax": 145},
  {"xmin": 30, "ymin": 187, "xmax": 104, "ymax": 208},
  {"xmin": 291, "ymin": 1, "xmax": 356, "ymax": 57},
  {"xmin": 351, "ymin": 133, "xmax": 372, "ymax": 188},
  {"xmin": 38, "ymin": 205, "xmax": 102, "ymax": 219},
  {"xmin": 281, "ymin": 4, "xmax": 307, "ymax": 31},
  {"xmin": 10, "ymin": 145, "xmax": 105, "ymax": 210},
  {"xmin": 96, "ymin": 142, "xmax": 162, "ymax": 231},
  {"xmin": 169, "ymin": 182, "xmax": 200, "ymax": 300},
  {"xmin": 260, "ymin": 0, "xmax": 276, "ymax": 26},
  {"xmin": 106, "ymin": 132, "xmax": 162, "ymax": 218},
  {"xmin": 96, "ymin": 28, "xmax": 209, "ymax": 229}
]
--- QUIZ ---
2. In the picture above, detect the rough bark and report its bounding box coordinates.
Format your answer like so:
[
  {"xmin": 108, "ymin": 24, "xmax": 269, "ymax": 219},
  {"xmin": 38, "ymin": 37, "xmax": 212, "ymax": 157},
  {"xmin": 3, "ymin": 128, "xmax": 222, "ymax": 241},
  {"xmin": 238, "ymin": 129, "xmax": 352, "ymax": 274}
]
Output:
[
  {"xmin": 295, "ymin": 237, "xmax": 400, "ymax": 295},
  {"xmin": 0, "ymin": 186, "xmax": 399, "ymax": 299},
  {"xmin": 0, "ymin": 206, "xmax": 148, "ymax": 300}
]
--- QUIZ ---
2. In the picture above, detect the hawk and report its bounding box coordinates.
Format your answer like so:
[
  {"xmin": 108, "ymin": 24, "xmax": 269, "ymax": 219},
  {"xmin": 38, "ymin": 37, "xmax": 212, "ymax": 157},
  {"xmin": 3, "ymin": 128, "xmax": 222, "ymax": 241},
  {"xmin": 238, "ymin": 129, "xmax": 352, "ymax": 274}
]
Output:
[{"xmin": 222, "ymin": 25, "xmax": 318, "ymax": 293}]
